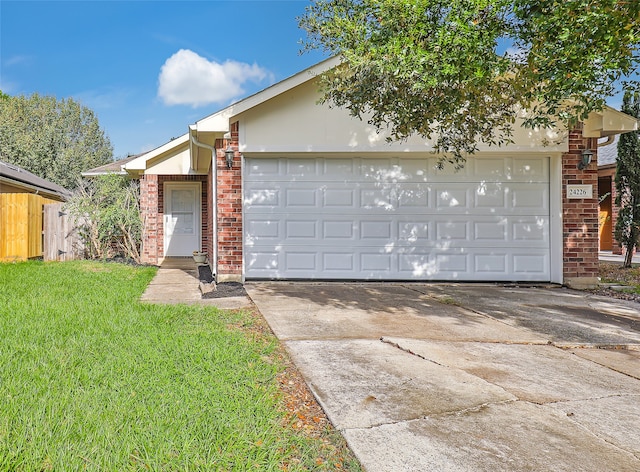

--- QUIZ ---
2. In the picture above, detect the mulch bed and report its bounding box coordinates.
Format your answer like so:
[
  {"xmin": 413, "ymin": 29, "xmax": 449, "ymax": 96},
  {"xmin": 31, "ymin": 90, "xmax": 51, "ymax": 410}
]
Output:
[
  {"xmin": 590, "ymin": 262, "xmax": 640, "ymax": 304},
  {"xmin": 197, "ymin": 265, "xmax": 248, "ymax": 299},
  {"xmin": 202, "ymin": 282, "xmax": 247, "ymax": 299},
  {"xmin": 589, "ymin": 287, "xmax": 640, "ymax": 303}
]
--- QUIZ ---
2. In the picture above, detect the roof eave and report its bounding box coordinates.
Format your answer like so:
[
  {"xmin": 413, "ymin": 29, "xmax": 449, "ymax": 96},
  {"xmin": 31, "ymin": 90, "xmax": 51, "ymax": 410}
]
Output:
[{"xmin": 583, "ymin": 106, "xmax": 639, "ymax": 138}]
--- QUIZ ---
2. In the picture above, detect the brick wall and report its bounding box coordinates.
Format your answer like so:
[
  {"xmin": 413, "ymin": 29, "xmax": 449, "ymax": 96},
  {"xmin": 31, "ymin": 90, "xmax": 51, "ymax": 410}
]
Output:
[
  {"xmin": 140, "ymin": 174, "xmax": 159, "ymax": 265},
  {"xmin": 139, "ymin": 174, "xmax": 209, "ymax": 265},
  {"xmin": 562, "ymin": 127, "xmax": 599, "ymax": 287},
  {"xmin": 215, "ymin": 121, "xmax": 243, "ymax": 281}
]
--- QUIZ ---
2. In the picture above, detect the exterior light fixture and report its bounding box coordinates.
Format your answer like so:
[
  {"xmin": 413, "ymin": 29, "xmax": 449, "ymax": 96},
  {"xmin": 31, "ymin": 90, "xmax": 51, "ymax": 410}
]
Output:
[
  {"xmin": 225, "ymin": 144, "xmax": 234, "ymax": 169},
  {"xmin": 578, "ymin": 148, "xmax": 593, "ymax": 170}
]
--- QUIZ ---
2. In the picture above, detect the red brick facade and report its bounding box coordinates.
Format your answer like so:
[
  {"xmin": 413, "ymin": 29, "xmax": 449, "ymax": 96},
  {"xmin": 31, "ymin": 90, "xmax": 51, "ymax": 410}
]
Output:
[
  {"xmin": 562, "ymin": 127, "xmax": 599, "ymax": 286},
  {"xmin": 215, "ymin": 121, "xmax": 243, "ymax": 281},
  {"xmin": 140, "ymin": 174, "xmax": 209, "ymax": 265}
]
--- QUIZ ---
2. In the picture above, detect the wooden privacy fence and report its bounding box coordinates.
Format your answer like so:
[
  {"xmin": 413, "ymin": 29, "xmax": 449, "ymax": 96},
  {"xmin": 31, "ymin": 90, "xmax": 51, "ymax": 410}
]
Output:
[
  {"xmin": 0, "ymin": 195, "xmax": 84, "ymax": 261},
  {"xmin": 43, "ymin": 203, "xmax": 84, "ymax": 261},
  {"xmin": 0, "ymin": 193, "xmax": 57, "ymax": 261}
]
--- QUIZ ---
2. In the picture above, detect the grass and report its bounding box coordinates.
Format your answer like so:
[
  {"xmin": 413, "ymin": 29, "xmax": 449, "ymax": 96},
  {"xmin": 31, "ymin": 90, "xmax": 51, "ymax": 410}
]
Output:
[
  {"xmin": 599, "ymin": 261, "xmax": 640, "ymax": 294},
  {"xmin": 0, "ymin": 260, "xmax": 360, "ymax": 471}
]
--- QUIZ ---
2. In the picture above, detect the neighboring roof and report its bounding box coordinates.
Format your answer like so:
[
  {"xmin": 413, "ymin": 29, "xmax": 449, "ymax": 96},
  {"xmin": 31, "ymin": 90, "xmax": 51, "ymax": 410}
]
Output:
[
  {"xmin": 0, "ymin": 159, "xmax": 71, "ymax": 201},
  {"xmin": 82, "ymin": 153, "xmax": 143, "ymax": 176},
  {"xmin": 598, "ymin": 135, "xmax": 620, "ymax": 167}
]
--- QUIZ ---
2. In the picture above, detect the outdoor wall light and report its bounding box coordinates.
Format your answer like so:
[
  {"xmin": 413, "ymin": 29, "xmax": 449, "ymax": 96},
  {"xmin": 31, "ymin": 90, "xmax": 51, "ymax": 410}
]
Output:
[
  {"xmin": 225, "ymin": 144, "xmax": 234, "ymax": 169},
  {"xmin": 578, "ymin": 148, "xmax": 594, "ymax": 170}
]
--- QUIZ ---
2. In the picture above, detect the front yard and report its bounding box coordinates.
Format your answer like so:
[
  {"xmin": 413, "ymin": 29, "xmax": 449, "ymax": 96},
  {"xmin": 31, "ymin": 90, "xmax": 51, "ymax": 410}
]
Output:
[
  {"xmin": 0, "ymin": 261, "xmax": 359, "ymax": 471},
  {"xmin": 596, "ymin": 262, "xmax": 640, "ymax": 302}
]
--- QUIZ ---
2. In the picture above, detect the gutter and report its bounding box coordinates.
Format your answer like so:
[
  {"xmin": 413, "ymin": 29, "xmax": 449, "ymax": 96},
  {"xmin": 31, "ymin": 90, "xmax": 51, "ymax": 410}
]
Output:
[
  {"xmin": 598, "ymin": 135, "xmax": 615, "ymax": 147},
  {"xmin": 189, "ymin": 131, "xmax": 218, "ymax": 279},
  {"xmin": 0, "ymin": 176, "xmax": 68, "ymax": 201}
]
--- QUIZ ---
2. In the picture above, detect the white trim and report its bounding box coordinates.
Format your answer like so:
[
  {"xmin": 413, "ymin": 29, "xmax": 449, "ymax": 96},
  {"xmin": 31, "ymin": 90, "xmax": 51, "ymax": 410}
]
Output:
[
  {"xmin": 124, "ymin": 134, "xmax": 190, "ymax": 172},
  {"xmin": 163, "ymin": 181, "xmax": 201, "ymax": 257},
  {"xmin": 583, "ymin": 106, "xmax": 639, "ymax": 138},
  {"xmin": 549, "ymin": 153, "xmax": 563, "ymax": 284}
]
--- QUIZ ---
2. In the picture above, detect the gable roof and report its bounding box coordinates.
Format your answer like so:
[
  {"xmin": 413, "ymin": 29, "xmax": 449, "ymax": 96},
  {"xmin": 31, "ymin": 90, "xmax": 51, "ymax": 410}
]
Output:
[
  {"xmin": 123, "ymin": 57, "xmax": 341, "ymax": 174},
  {"xmin": 123, "ymin": 55, "xmax": 639, "ymax": 174},
  {"xmin": 193, "ymin": 56, "xmax": 341, "ymax": 133},
  {"xmin": 0, "ymin": 160, "xmax": 70, "ymax": 201}
]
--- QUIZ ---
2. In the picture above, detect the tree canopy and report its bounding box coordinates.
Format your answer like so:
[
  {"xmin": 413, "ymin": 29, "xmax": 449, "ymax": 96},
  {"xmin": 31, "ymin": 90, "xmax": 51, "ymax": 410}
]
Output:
[
  {"xmin": 0, "ymin": 92, "xmax": 113, "ymax": 189},
  {"xmin": 300, "ymin": 0, "xmax": 640, "ymax": 165},
  {"xmin": 615, "ymin": 89, "xmax": 640, "ymax": 268}
]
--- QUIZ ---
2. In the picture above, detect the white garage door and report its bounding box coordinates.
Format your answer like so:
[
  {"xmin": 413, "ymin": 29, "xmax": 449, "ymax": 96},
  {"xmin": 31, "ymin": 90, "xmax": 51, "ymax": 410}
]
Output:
[{"xmin": 244, "ymin": 156, "xmax": 550, "ymax": 281}]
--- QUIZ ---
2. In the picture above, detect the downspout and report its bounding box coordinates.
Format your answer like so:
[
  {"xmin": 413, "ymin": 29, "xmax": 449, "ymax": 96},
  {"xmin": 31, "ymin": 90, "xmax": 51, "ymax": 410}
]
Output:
[
  {"xmin": 189, "ymin": 133, "xmax": 218, "ymax": 278},
  {"xmin": 598, "ymin": 135, "xmax": 615, "ymax": 147}
]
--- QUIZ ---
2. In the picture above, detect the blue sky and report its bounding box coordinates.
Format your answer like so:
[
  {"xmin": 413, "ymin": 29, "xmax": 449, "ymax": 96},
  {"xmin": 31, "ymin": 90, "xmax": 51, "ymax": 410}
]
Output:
[
  {"xmin": 1, "ymin": 1, "xmax": 632, "ymax": 160},
  {"xmin": 0, "ymin": 0, "xmax": 327, "ymax": 159}
]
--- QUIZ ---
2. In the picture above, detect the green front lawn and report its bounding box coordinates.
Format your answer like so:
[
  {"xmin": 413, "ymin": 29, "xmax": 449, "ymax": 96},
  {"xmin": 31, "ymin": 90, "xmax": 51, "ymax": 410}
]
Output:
[
  {"xmin": 599, "ymin": 262, "xmax": 640, "ymax": 293},
  {"xmin": 0, "ymin": 261, "xmax": 359, "ymax": 471}
]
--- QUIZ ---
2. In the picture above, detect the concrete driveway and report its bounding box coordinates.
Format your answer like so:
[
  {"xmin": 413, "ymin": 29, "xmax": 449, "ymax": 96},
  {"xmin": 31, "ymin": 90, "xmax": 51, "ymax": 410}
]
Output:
[{"xmin": 246, "ymin": 283, "xmax": 640, "ymax": 471}]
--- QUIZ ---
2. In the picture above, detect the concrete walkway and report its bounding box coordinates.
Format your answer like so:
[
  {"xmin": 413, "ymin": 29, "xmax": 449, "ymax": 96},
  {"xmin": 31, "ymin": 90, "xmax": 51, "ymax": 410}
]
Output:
[
  {"xmin": 599, "ymin": 250, "xmax": 640, "ymax": 264},
  {"xmin": 140, "ymin": 258, "xmax": 252, "ymax": 310},
  {"xmin": 247, "ymin": 282, "xmax": 640, "ymax": 471}
]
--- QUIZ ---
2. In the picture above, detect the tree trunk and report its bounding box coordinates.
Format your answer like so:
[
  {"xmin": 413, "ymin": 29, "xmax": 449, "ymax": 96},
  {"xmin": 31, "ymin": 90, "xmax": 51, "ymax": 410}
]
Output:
[{"xmin": 623, "ymin": 245, "xmax": 634, "ymax": 268}]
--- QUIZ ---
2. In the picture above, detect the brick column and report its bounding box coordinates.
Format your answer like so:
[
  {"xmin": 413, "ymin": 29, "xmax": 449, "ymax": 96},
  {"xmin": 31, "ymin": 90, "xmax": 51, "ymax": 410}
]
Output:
[
  {"xmin": 562, "ymin": 127, "xmax": 599, "ymax": 289},
  {"xmin": 140, "ymin": 174, "xmax": 160, "ymax": 265},
  {"xmin": 216, "ymin": 121, "xmax": 243, "ymax": 282}
]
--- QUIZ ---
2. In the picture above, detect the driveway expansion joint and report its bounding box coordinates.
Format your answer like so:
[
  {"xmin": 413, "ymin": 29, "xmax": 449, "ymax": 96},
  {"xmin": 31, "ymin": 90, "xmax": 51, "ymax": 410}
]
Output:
[
  {"xmin": 379, "ymin": 336, "xmax": 445, "ymax": 366},
  {"xmin": 552, "ymin": 342, "xmax": 640, "ymax": 351},
  {"xmin": 343, "ymin": 399, "xmax": 521, "ymax": 432}
]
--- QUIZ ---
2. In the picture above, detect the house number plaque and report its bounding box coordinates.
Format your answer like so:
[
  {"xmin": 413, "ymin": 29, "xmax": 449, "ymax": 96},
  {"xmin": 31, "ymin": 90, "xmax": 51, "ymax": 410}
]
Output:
[{"xmin": 566, "ymin": 184, "xmax": 593, "ymax": 199}]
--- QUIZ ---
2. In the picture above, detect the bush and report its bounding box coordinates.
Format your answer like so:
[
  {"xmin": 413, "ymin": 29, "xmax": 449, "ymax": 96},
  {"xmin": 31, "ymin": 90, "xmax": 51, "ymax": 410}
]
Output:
[{"xmin": 66, "ymin": 174, "xmax": 142, "ymax": 262}]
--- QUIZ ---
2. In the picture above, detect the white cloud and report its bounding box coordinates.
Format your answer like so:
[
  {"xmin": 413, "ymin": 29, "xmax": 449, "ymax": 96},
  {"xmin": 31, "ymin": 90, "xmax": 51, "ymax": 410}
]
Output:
[
  {"xmin": 157, "ymin": 49, "xmax": 272, "ymax": 108},
  {"xmin": 4, "ymin": 55, "xmax": 33, "ymax": 67}
]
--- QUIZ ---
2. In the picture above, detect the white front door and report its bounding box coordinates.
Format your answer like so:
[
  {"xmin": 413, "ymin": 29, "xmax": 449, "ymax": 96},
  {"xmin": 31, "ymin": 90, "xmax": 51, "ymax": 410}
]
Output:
[{"xmin": 164, "ymin": 182, "xmax": 201, "ymax": 257}]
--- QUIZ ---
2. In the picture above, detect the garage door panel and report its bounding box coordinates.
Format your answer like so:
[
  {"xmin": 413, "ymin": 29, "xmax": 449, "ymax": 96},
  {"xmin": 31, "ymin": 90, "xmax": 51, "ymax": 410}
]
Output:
[
  {"xmin": 512, "ymin": 186, "xmax": 549, "ymax": 209},
  {"xmin": 285, "ymin": 220, "xmax": 317, "ymax": 239},
  {"xmin": 247, "ymin": 248, "xmax": 549, "ymax": 281},
  {"xmin": 246, "ymin": 180, "xmax": 549, "ymax": 215},
  {"xmin": 474, "ymin": 221, "xmax": 508, "ymax": 241},
  {"xmin": 247, "ymin": 156, "xmax": 549, "ymax": 183},
  {"xmin": 513, "ymin": 157, "xmax": 548, "ymax": 179},
  {"xmin": 245, "ymin": 214, "xmax": 548, "ymax": 248},
  {"xmin": 244, "ymin": 156, "xmax": 550, "ymax": 281},
  {"xmin": 513, "ymin": 253, "xmax": 549, "ymax": 275},
  {"xmin": 244, "ymin": 186, "xmax": 280, "ymax": 207},
  {"xmin": 398, "ymin": 184, "xmax": 431, "ymax": 207},
  {"xmin": 285, "ymin": 188, "xmax": 316, "ymax": 207},
  {"xmin": 285, "ymin": 252, "xmax": 317, "ymax": 271},
  {"xmin": 323, "ymin": 252, "xmax": 355, "ymax": 271},
  {"xmin": 246, "ymin": 158, "xmax": 281, "ymax": 177},
  {"xmin": 475, "ymin": 254, "xmax": 507, "ymax": 273},
  {"xmin": 436, "ymin": 187, "xmax": 469, "ymax": 209},
  {"xmin": 323, "ymin": 220, "xmax": 355, "ymax": 240},
  {"xmin": 323, "ymin": 188, "xmax": 355, "ymax": 207},
  {"xmin": 513, "ymin": 220, "xmax": 548, "ymax": 241},
  {"xmin": 286, "ymin": 158, "xmax": 317, "ymax": 176}
]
